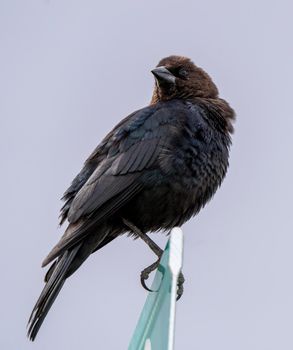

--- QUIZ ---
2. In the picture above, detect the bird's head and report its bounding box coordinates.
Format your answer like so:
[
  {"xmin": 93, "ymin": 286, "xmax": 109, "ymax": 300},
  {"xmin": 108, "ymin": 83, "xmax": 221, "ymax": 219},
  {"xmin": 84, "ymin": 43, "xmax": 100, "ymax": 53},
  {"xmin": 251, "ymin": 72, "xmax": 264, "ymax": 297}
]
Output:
[{"xmin": 151, "ymin": 55, "xmax": 219, "ymax": 104}]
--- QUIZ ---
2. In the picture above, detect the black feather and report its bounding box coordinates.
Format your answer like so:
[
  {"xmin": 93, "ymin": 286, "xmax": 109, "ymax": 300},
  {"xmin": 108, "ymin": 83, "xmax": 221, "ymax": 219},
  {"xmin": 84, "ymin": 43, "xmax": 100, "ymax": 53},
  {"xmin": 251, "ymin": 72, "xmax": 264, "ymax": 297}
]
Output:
[{"xmin": 27, "ymin": 244, "xmax": 81, "ymax": 340}]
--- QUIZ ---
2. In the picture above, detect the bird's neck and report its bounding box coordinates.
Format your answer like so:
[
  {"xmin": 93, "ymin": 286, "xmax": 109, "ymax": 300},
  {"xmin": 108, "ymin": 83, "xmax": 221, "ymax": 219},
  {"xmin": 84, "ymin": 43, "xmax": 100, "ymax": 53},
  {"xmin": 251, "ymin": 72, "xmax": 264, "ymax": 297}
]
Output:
[{"xmin": 195, "ymin": 97, "xmax": 235, "ymax": 134}]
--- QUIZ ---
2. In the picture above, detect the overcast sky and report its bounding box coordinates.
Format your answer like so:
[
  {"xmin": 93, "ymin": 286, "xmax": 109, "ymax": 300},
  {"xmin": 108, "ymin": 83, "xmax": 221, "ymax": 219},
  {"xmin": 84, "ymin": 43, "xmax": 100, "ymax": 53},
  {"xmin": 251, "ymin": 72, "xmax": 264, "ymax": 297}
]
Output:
[{"xmin": 1, "ymin": 0, "xmax": 293, "ymax": 349}]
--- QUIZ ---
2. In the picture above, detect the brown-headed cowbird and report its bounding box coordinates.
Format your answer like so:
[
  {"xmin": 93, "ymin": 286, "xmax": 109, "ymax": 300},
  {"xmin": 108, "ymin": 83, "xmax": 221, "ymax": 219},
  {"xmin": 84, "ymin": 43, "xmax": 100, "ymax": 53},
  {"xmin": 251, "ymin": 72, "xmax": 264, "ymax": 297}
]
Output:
[{"xmin": 27, "ymin": 55, "xmax": 235, "ymax": 340}]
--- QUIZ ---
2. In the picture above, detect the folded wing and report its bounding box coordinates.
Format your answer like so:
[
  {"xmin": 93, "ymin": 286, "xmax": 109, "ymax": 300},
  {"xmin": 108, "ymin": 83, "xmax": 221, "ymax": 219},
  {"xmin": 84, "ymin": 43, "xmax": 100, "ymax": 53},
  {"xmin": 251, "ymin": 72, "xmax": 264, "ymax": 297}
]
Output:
[{"xmin": 43, "ymin": 106, "xmax": 172, "ymax": 266}]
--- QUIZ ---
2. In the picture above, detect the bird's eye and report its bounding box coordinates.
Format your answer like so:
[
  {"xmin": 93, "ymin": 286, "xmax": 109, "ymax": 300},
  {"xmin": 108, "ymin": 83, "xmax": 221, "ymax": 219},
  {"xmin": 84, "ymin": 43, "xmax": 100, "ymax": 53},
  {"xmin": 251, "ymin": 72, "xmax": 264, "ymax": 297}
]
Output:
[
  {"xmin": 168, "ymin": 67, "xmax": 188, "ymax": 79},
  {"xmin": 179, "ymin": 68, "xmax": 188, "ymax": 78}
]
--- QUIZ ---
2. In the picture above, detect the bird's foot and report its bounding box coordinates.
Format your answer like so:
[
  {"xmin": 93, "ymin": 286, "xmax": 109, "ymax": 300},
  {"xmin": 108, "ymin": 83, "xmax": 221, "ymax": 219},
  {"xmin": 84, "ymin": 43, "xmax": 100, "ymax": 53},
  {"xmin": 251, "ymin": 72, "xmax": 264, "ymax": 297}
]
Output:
[
  {"xmin": 140, "ymin": 258, "xmax": 161, "ymax": 292},
  {"xmin": 176, "ymin": 271, "xmax": 185, "ymax": 300},
  {"xmin": 140, "ymin": 261, "xmax": 185, "ymax": 301},
  {"xmin": 122, "ymin": 218, "xmax": 184, "ymax": 298}
]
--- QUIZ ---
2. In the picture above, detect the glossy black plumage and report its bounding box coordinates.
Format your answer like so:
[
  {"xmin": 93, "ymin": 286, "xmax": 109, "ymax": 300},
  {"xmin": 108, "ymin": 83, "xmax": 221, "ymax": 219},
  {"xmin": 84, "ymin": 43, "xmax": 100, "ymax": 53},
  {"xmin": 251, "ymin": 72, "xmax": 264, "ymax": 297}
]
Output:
[{"xmin": 28, "ymin": 55, "xmax": 235, "ymax": 340}]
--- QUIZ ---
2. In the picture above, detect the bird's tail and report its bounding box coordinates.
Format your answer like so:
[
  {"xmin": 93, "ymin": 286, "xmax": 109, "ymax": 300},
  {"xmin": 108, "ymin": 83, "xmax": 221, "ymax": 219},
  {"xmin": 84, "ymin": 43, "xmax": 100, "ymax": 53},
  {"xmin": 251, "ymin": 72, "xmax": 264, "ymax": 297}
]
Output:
[{"xmin": 27, "ymin": 244, "xmax": 81, "ymax": 341}]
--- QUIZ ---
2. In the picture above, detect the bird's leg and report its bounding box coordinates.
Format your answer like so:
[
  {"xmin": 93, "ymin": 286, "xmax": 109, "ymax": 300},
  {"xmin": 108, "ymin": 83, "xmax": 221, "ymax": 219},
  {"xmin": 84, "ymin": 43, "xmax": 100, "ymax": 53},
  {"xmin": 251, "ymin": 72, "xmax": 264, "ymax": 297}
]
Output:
[
  {"xmin": 122, "ymin": 218, "xmax": 163, "ymax": 258},
  {"xmin": 122, "ymin": 218, "xmax": 185, "ymax": 300},
  {"xmin": 122, "ymin": 218, "xmax": 163, "ymax": 291}
]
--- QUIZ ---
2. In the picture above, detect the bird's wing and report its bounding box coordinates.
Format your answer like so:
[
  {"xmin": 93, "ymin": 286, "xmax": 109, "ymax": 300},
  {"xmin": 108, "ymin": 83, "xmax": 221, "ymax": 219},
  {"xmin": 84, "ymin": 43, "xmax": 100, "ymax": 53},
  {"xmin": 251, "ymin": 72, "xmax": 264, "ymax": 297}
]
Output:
[
  {"xmin": 43, "ymin": 105, "xmax": 174, "ymax": 266},
  {"xmin": 59, "ymin": 110, "xmax": 139, "ymax": 224}
]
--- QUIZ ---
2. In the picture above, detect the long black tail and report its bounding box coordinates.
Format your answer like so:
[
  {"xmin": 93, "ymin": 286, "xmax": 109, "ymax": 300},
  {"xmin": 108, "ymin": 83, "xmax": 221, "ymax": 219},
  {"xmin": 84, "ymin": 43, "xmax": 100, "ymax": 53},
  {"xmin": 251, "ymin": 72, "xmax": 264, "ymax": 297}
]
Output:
[{"xmin": 27, "ymin": 244, "xmax": 81, "ymax": 341}]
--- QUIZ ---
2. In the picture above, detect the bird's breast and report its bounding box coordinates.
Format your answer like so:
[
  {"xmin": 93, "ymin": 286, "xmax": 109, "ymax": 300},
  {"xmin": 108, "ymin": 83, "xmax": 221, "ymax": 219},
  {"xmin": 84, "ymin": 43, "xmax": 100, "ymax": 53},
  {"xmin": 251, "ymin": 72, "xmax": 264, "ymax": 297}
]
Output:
[{"xmin": 122, "ymin": 133, "xmax": 229, "ymax": 232}]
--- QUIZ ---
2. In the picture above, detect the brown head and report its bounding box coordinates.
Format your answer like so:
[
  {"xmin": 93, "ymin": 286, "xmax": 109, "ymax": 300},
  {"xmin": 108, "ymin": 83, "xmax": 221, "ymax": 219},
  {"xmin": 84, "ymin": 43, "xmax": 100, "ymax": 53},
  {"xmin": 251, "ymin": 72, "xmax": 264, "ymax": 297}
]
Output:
[{"xmin": 151, "ymin": 55, "xmax": 219, "ymax": 104}]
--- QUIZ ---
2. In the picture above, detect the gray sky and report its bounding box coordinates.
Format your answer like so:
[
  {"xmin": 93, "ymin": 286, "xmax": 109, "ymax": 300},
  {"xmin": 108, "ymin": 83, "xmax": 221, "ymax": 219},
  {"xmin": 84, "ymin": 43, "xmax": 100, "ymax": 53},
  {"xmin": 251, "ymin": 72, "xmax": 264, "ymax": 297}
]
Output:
[{"xmin": 1, "ymin": 0, "xmax": 293, "ymax": 349}]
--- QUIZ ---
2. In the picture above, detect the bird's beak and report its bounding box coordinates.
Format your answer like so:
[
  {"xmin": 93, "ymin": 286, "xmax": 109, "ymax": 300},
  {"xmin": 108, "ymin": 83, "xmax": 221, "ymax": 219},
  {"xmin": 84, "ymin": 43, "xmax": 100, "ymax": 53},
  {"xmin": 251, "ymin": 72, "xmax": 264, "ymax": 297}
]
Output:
[{"xmin": 151, "ymin": 66, "xmax": 176, "ymax": 85}]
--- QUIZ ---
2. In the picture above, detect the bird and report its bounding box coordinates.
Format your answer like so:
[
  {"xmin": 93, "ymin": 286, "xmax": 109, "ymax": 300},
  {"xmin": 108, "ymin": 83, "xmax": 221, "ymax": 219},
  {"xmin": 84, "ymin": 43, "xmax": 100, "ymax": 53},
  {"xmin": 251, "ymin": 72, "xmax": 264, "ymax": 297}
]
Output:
[{"xmin": 27, "ymin": 55, "xmax": 235, "ymax": 340}]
